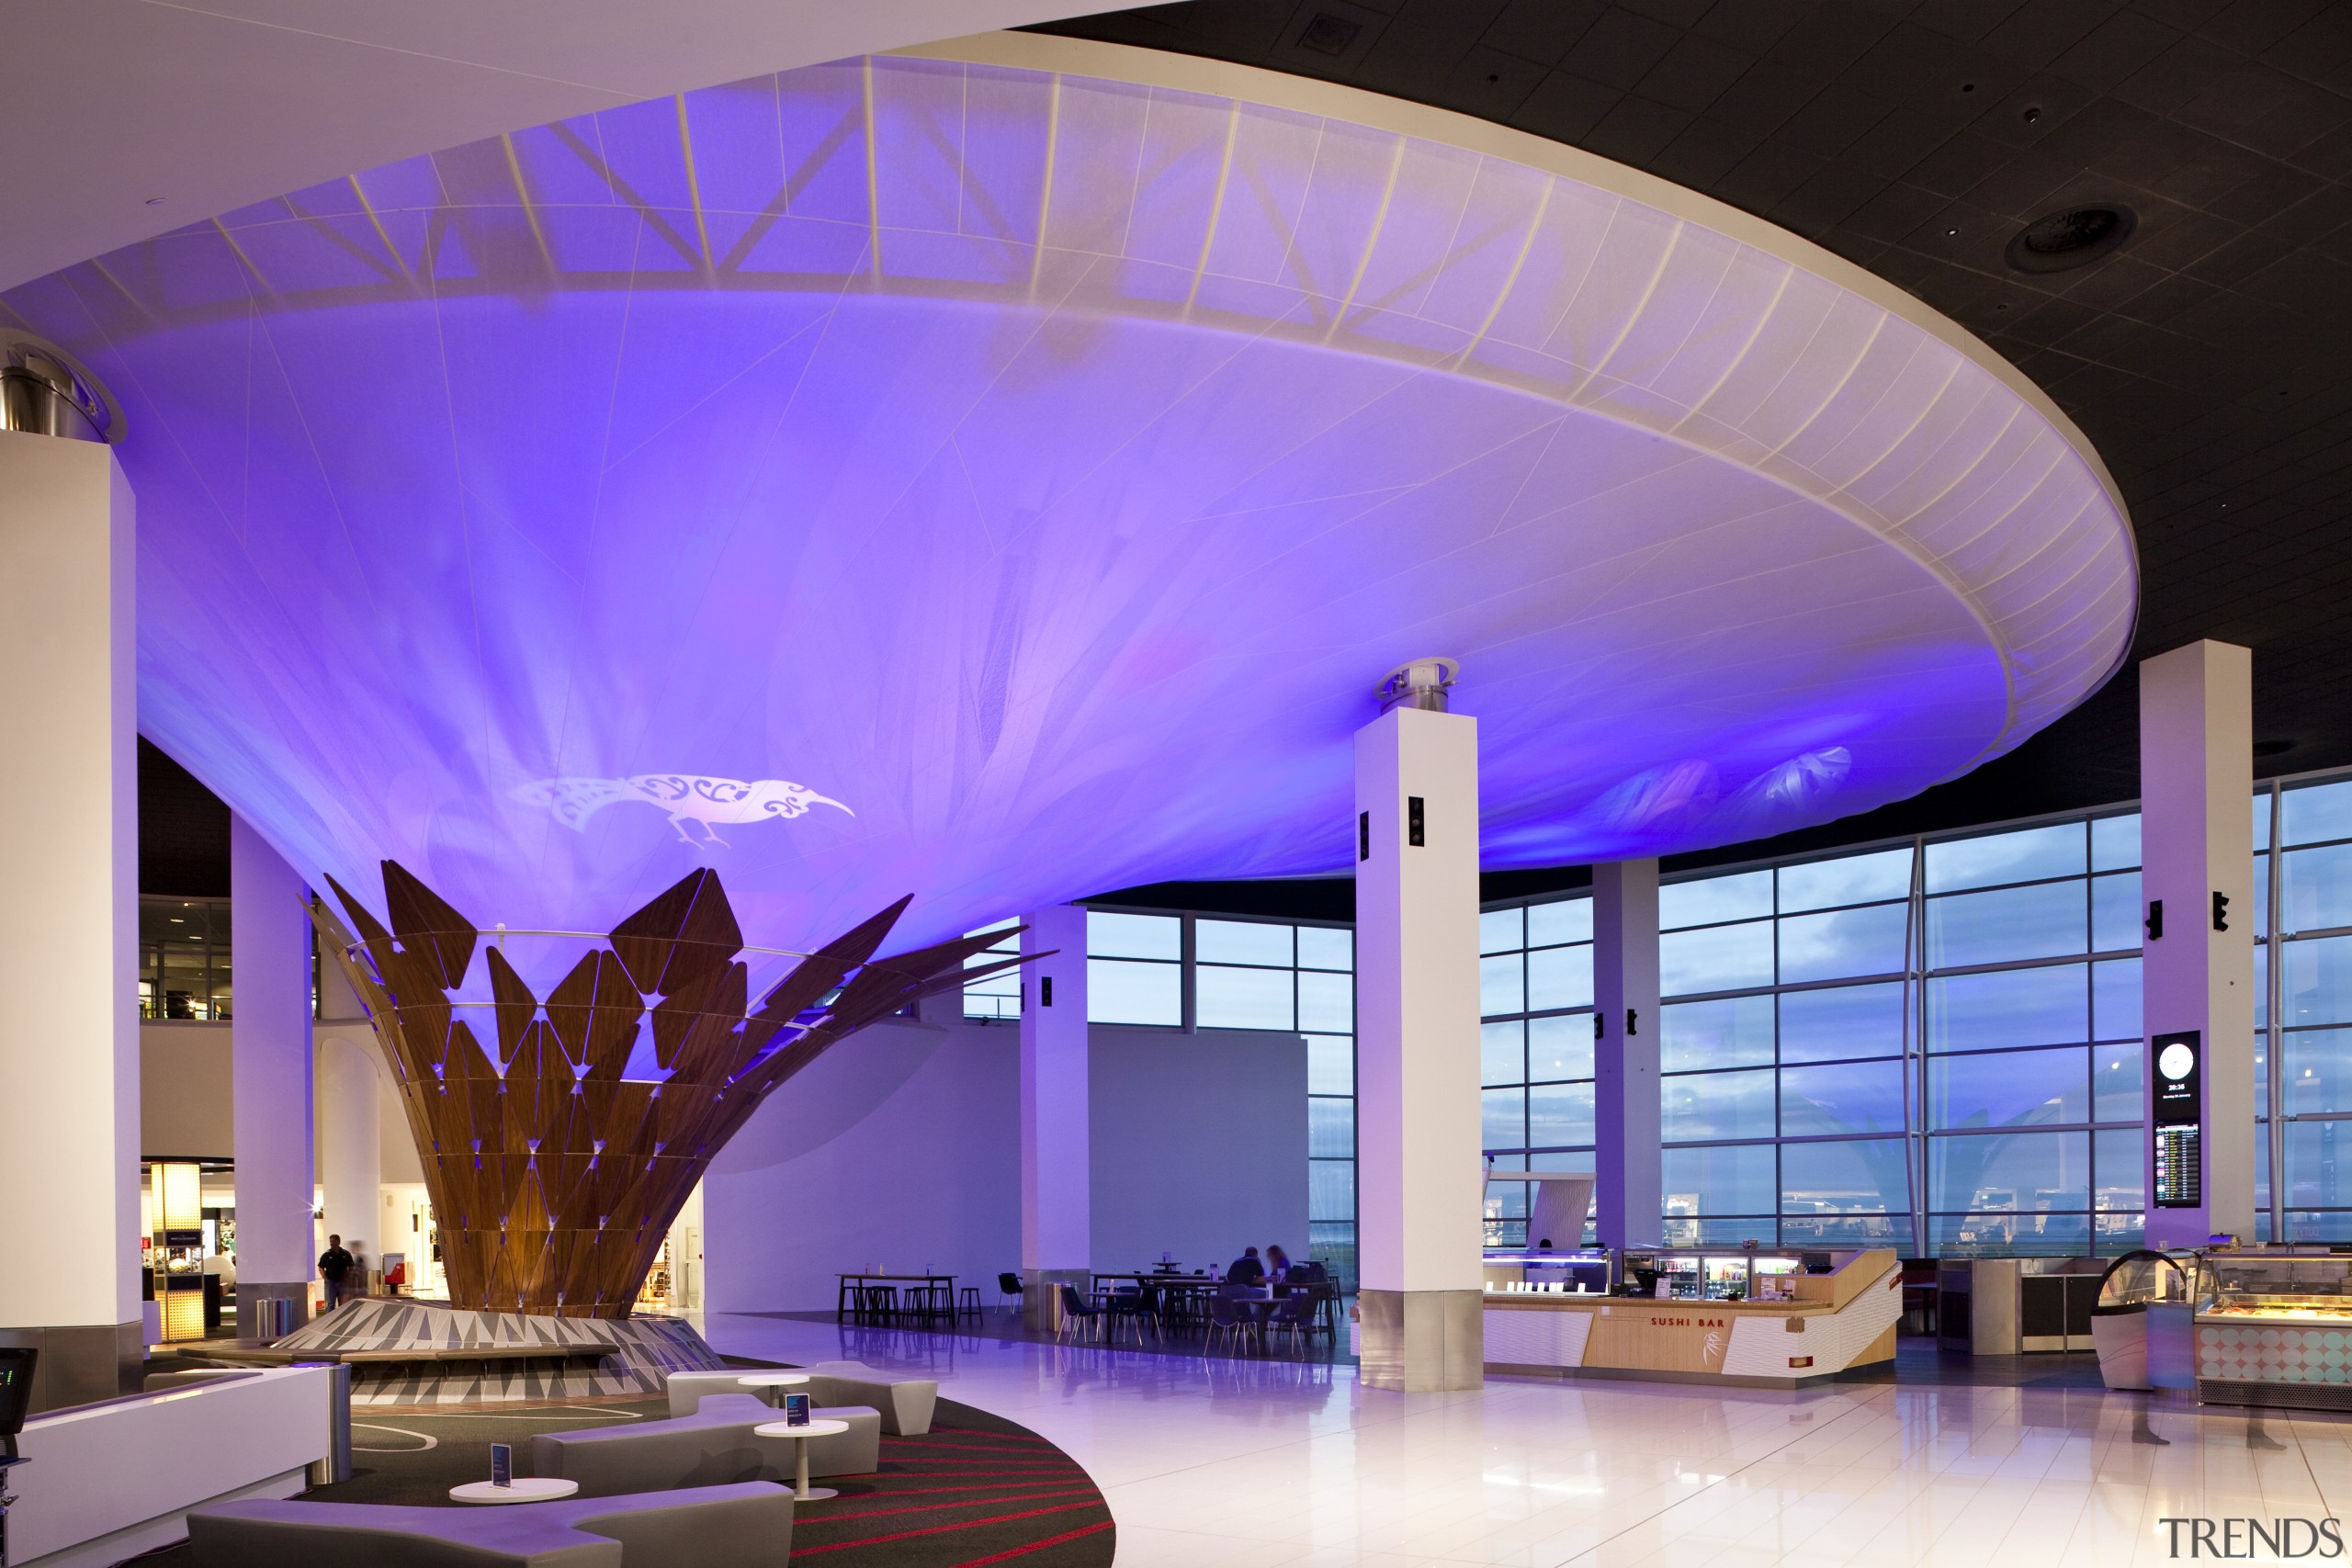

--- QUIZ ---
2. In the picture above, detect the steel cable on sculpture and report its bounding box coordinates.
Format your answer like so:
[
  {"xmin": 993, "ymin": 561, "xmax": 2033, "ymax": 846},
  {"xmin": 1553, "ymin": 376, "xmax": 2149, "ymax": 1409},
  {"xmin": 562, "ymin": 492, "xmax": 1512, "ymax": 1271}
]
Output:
[{"xmin": 311, "ymin": 863, "xmax": 1035, "ymax": 1317}]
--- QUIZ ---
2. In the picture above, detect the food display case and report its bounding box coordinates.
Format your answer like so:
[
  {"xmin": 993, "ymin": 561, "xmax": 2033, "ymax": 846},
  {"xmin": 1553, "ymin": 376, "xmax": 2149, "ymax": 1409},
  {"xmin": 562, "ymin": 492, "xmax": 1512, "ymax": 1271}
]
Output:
[
  {"xmin": 1625, "ymin": 1249, "xmax": 1813, "ymax": 1302},
  {"xmin": 1482, "ymin": 1249, "xmax": 1611, "ymax": 1295},
  {"xmin": 2190, "ymin": 1249, "xmax": 2352, "ymax": 1410}
]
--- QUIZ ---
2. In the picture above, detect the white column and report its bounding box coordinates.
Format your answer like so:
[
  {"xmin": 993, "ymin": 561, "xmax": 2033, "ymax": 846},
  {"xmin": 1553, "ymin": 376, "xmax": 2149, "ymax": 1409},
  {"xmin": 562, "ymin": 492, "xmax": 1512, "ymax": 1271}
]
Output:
[
  {"xmin": 319, "ymin": 1035, "xmax": 381, "ymax": 1291},
  {"xmin": 2141, "ymin": 640, "xmax": 2256, "ymax": 1247},
  {"xmin": 1018, "ymin": 903, "xmax": 1090, "ymax": 1328},
  {"xmin": 0, "ymin": 429, "xmax": 138, "ymax": 1412},
  {"xmin": 1354, "ymin": 702, "xmax": 1483, "ymax": 1392},
  {"xmin": 229, "ymin": 815, "xmax": 315, "ymax": 1332},
  {"xmin": 1593, "ymin": 860, "xmax": 1662, "ymax": 1249}
]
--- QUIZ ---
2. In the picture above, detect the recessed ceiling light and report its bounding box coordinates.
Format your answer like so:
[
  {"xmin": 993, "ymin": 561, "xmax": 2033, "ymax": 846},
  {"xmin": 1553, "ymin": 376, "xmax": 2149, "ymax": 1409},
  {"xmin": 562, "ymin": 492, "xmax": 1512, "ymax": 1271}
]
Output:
[
  {"xmin": 1961, "ymin": 82, "xmax": 1975, "ymax": 93},
  {"xmin": 1946, "ymin": 227, "xmax": 1961, "ymax": 236},
  {"xmin": 2005, "ymin": 205, "xmax": 2135, "ymax": 274}
]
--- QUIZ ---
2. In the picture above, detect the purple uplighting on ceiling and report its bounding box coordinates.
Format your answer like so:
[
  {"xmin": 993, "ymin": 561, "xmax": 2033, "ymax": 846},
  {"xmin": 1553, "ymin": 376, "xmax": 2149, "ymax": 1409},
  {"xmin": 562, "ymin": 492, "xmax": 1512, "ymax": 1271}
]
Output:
[{"xmin": 2, "ymin": 46, "xmax": 2135, "ymax": 951}]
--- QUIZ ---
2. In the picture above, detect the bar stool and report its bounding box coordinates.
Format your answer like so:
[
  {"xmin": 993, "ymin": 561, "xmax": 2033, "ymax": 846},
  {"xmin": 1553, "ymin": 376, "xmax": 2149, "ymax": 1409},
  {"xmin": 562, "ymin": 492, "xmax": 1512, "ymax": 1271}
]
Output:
[
  {"xmin": 857, "ymin": 1283, "xmax": 899, "ymax": 1324},
  {"xmin": 956, "ymin": 1285, "xmax": 983, "ymax": 1321}
]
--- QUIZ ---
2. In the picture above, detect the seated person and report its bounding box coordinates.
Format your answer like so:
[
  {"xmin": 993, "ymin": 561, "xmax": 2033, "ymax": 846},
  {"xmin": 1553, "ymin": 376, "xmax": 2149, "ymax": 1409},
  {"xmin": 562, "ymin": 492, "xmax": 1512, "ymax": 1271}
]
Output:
[
  {"xmin": 1225, "ymin": 1247, "xmax": 1264, "ymax": 1285},
  {"xmin": 1264, "ymin": 1244, "xmax": 1293, "ymax": 1283}
]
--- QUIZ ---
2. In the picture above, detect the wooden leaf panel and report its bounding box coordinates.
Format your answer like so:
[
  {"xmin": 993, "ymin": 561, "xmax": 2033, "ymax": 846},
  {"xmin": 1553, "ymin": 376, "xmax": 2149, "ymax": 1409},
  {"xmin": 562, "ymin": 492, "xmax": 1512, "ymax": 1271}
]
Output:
[
  {"xmin": 861, "ymin": 929, "xmax": 1023, "ymax": 991},
  {"xmin": 609, "ymin": 868, "xmax": 742, "ymax": 999},
  {"xmin": 669, "ymin": 1013, "xmax": 770, "ymax": 1092},
  {"xmin": 650, "ymin": 962, "xmax": 746, "ymax": 1070},
  {"xmin": 381, "ymin": 859, "xmax": 479, "ymax": 991},
  {"xmin": 546, "ymin": 950, "xmax": 645, "ymax": 1081},
  {"xmin": 484, "ymin": 947, "xmax": 539, "ymax": 1065},
  {"xmin": 745, "ymin": 894, "xmax": 911, "ymax": 1024},
  {"xmin": 323, "ymin": 874, "xmax": 394, "ymax": 949}
]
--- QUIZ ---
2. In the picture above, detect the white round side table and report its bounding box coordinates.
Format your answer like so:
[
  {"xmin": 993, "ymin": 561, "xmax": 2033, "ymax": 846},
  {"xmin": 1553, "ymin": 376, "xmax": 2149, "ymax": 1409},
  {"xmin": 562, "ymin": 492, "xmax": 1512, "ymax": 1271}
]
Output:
[
  {"xmin": 449, "ymin": 1477, "xmax": 579, "ymax": 1505},
  {"xmin": 737, "ymin": 1370, "xmax": 811, "ymax": 1407},
  {"xmin": 753, "ymin": 1418, "xmax": 851, "ymax": 1502}
]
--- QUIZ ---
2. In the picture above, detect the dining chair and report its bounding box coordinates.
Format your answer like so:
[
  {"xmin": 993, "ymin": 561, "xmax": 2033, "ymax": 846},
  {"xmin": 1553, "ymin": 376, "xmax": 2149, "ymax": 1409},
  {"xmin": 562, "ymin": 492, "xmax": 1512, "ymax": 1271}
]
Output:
[
  {"xmin": 1104, "ymin": 1283, "xmax": 1161, "ymax": 1343},
  {"xmin": 1263, "ymin": 1292, "xmax": 1317, "ymax": 1354},
  {"xmin": 1057, "ymin": 1283, "xmax": 1106, "ymax": 1342},
  {"xmin": 1206, "ymin": 1292, "xmax": 1258, "ymax": 1355}
]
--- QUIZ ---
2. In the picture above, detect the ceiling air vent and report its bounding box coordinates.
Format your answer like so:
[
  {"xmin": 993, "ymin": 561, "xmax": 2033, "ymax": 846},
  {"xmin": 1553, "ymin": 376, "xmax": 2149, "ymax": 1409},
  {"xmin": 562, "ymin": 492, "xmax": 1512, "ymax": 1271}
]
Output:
[
  {"xmin": 1298, "ymin": 13, "xmax": 1362, "ymax": 56},
  {"xmin": 2006, "ymin": 205, "xmax": 2136, "ymax": 274}
]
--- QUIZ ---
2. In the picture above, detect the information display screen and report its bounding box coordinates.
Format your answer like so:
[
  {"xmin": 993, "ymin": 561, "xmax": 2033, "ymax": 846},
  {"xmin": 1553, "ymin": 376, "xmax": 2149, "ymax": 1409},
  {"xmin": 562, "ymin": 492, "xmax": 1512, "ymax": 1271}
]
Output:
[{"xmin": 2153, "ymin": 1031, "xmax": 2201, "ymax": 1209}]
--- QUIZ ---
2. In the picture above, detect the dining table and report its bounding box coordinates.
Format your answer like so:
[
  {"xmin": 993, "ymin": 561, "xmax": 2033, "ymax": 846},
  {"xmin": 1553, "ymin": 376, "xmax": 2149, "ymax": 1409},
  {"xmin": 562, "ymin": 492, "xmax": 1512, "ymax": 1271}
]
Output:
[{"xmin": 835, "ymin": 1271, "xmax": 956, "ymax": 1323}]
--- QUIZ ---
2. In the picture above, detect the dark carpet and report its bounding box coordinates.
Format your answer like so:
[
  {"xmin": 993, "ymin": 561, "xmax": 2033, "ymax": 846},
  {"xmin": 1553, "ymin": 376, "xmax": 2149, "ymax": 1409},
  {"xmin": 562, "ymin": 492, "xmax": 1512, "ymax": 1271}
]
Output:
[{"xmin": 134, "ymin": 1392, "xmax": 1114, "ymax": 1566}]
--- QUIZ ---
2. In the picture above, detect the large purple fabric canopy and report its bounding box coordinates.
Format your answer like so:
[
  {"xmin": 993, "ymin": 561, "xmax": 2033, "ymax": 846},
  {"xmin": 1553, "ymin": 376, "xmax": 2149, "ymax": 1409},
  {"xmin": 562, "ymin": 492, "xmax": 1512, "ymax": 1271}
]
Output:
[{"xmin": 3, "ymin": 40, "xmax": 2134, "ymax": 952}]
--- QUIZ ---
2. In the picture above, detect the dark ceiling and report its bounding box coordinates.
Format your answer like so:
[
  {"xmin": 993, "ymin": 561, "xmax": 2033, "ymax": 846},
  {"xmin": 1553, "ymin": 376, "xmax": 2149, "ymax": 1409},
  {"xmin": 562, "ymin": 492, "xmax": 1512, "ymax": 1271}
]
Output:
[{"xmin": 1050, "ymin": 0, "xmax": 2352, "ymax": 907}]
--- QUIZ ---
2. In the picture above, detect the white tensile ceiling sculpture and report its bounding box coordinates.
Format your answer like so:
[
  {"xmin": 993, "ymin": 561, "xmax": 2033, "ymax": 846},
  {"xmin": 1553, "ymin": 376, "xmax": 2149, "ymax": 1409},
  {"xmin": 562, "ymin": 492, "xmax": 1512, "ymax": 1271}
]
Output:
[{"xmin": 3, "ymin": 34, "xmax": 2133, "ymax": 953}]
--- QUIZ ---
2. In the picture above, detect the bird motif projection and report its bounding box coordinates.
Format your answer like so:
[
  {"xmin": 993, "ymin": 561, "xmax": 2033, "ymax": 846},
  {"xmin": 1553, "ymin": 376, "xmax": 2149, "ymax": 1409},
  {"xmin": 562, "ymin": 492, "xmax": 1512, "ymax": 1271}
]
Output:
[{"xmin": 514, "ymin": 773, "xmax": 853, "ymax": 845}]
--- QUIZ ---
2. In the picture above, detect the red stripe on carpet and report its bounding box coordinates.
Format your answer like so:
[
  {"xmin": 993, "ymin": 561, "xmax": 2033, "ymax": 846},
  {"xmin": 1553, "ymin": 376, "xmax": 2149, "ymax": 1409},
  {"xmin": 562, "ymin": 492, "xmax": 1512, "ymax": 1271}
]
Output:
[
  {"xmin": 884, "ymin": 1457, "xmax": 1086, "ymax": 1476},
  {"xmin": 941, "ymin": 1523, "xmax": 1114, "ymax": 1568},
  {"xmin": 786, "ymin": 1500, "xmax": 1109, "ymax": 1555},
  {"xmin": 838, "ymin": 1481, "xmax": 1096, "ymax": 1500},
  {"xmin": 944, "ymin": 1519, "xmax": 1117, "ymax": 1567},
  {"xmin": 795, "ymin": 1487, "xmax": 1100, "ymax": 1523}
]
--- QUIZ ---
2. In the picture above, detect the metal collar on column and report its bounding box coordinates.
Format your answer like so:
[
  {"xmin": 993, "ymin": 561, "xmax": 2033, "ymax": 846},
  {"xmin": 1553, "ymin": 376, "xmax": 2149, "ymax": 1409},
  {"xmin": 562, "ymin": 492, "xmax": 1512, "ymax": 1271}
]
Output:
[
  {"xmin": 1, "ymin": 335, "xmax": 121, "ymax": 443},
  {"xmin": 1375, "ymin": 657, "xmax": 1459, "ymax": 714}
]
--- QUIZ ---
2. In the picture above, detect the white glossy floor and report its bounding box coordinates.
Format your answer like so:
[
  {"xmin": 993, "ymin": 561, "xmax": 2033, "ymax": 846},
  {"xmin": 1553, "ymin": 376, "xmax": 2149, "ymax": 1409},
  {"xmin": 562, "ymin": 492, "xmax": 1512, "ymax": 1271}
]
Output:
[{"xmin": 695, "ymin": 1312, "xmax": 2351, "ymax": 1566}]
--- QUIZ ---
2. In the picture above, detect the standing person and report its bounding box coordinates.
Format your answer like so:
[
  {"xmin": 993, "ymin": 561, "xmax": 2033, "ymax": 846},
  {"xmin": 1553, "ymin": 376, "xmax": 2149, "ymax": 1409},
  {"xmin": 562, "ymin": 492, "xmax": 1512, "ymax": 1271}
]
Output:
[
  {"xmin": 1264, "ymin": 1245, "xmax": 1292, "ymax": 1284},
  {"xmin": 318, "ymin": 1235, "xmax": 356, "ymax": 1311}
]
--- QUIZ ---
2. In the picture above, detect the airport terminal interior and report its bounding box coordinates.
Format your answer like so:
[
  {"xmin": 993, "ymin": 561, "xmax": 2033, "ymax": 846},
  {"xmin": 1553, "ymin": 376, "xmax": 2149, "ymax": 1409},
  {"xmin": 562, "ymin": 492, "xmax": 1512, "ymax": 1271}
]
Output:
[{"xmin": 6, "ymin": 0, "xmax": 2352, "ymax": 1563}]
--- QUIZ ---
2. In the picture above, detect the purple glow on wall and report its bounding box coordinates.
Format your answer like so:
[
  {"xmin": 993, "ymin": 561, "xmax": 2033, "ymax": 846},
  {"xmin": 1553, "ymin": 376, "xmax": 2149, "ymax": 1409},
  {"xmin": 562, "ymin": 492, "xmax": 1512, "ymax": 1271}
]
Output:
[{"xmin": 2, "ymin": 51, "xmax": 2134, "ymax": 951}]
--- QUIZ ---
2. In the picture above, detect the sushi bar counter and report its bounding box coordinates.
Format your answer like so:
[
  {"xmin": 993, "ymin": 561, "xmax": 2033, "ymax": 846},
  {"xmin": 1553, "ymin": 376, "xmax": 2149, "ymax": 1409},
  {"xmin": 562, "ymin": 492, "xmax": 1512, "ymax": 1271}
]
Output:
[{"xmin": 1481, "ymin": 1247, "xmax": 1902, "ymax": 1389}]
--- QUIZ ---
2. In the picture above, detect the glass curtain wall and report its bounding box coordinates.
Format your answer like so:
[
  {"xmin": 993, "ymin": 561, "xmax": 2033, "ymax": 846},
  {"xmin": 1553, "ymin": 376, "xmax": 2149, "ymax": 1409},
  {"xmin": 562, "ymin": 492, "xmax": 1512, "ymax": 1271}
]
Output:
[
  {"xmin": 1643, "ymin": 818, "xmax": 2147, "ymax": 1253},
  {"xmin": 951, "ymin": 767, "xmax": 2352, "ymax": 1261},
  {"xmin": 2275, "ymin": 775, "xmax": 2352, "ymax": 1239},
  {"xmin": 1478, "ymin": 899, "xmax": 1596, "ymax": 1247},
  {"xmin": 1556, "ymin": 770, "xmax": 2341, "ymax": 1254},
  {"xmin": 965, "ymin": 908, "xmax": 1358, "ymax": 1287},
  {"xmin": 1655, "ymin": 847, "xmax": 1918, "ymax": 1249}
]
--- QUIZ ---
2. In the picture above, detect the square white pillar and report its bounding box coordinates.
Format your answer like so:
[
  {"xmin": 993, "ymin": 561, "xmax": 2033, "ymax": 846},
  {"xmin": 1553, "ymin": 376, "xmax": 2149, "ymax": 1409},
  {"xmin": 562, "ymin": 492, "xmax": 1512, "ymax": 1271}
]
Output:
[
  {"xmin": 1354, "ymin": 705, "xmax": 1483, "ymax": 1391},
  {"xmin": 230, "ymin": 815, "xmax": 317, "ymax": 1330},
  {"xmin": 0, "ymin": 430, "xmax": 139, "ymax": 1410},
  {"xmin": 2140, "ymin": 639, "xmax": 2256, "ymax": 1248},
  {"xmin": 1019, "ymin": 903, "xmax": 1090, "ymax": 1327},
  {"xmin": 1593, "ymin": 859, "xmax": 1662, "ymax": 1248}
]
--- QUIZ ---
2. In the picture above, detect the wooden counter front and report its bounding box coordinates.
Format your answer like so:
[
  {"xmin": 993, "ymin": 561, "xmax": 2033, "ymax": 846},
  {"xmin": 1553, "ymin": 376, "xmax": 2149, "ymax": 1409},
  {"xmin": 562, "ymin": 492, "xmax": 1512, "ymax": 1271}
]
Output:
[{"xmin": 1482, "ymin": 1251, "xmax": 1901, "ymax": 1387}]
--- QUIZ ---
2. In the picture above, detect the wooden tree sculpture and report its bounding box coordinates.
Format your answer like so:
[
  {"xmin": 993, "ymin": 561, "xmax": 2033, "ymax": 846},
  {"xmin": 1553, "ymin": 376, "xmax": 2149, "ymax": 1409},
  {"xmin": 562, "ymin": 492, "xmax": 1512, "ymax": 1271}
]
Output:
[{"xmin": 311, "ymin": 863, "xmax": 1033, "ymax": 1317}]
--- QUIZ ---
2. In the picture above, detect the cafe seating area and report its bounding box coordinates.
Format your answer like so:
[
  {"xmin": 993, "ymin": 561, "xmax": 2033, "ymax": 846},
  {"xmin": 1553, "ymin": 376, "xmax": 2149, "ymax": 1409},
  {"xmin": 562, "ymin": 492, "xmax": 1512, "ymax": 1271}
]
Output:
[
  {"xmin": 828, "ymin": 1262, "xmax": 1349, "ymax": 1359},
  {"xmin": 1065, "ymin": 1265, "xmax": 1346, "ymax": 1356}
]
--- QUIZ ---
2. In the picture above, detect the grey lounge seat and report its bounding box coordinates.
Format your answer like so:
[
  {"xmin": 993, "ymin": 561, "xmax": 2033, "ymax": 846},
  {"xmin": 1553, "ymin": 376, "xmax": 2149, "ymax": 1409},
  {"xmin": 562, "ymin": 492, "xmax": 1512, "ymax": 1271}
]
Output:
[
  {"xmin": 666, "ymin": 1363, "xmax": 939, "ymax": 1435},
  {"xmin": 801, "ymin": 1360, "xmax": 939, "ymax": 1437},
  {"xmin": 187, "ymin": 1480, "xmax": 790, "ymax": 1568},
  {"xmin": 534, "ymin": 1393, "xmax": 879, "ymax": 1497}
]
